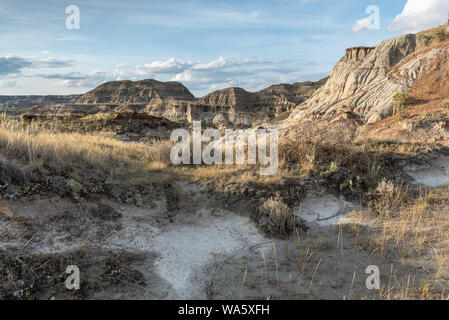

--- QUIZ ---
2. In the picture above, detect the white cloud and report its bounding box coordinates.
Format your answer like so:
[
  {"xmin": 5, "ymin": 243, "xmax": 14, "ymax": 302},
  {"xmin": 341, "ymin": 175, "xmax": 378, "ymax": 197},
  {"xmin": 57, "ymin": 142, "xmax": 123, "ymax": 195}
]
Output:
[
  {"xmin": 171, "ymin": 70, "xmax": 212, "ymax": 84},
  {"xmin": 0, "ymin": 80, "xmax": 17, "ymax": 88},
  {"xmin": 389, "ymin": 0, "xmax": 449, "ymax": 33},
  {"xmin": 352, "ymin": 17, "xmax": 372, "ymax": 33},
  {"xmin": 191, "ymin": 57, "xmax": 227, "ymax": 71},
  {"xmin": 30, "ymin": 57, "xmax": 75, "ymax": 68},
  {"xmin": 47, "ymin": 69, "xmax": 131, "ymax": 88},
  {"xmin": 136, "ymin": 58, "xmax": 190, "ymax": 75},
  {"xmin": 33, "ymin": 56, "xmax": 323, "ymax": 96}
]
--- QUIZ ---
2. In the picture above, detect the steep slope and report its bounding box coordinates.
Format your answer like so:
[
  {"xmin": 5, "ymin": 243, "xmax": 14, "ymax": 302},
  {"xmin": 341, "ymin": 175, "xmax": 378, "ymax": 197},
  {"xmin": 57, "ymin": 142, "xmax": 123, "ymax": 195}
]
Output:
[
  {"xmin": 77, "ymin": 79, "xmax": 195, "ymax": 104},
  {"xmin": 290, "ymin": 34, "xmax": 418, "ymax": 124},
  {"xmin": 289, "ymin": 25, "xmax": 449, "ymax": 125}
]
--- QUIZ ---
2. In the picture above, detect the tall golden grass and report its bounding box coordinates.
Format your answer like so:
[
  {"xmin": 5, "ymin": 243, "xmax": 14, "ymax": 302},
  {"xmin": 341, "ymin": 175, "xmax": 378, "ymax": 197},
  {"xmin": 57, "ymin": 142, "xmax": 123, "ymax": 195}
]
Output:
[
  {"xmin": 348, "ymin": 183, "xmax": 449, "ymax": 299},
  {"xmin": 0, "ymin": 120, "xmax": 172, "ymax": 186}
]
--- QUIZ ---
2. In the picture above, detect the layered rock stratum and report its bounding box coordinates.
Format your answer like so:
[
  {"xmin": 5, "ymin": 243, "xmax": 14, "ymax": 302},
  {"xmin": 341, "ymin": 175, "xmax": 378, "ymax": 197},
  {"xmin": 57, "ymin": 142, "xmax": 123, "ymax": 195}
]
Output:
[
  {"xmin": 76, "ymin": 79, "xmax": 195, "ymax": 104},
  {"xmin": 14, "ymin": 24, "xmax": 449, "ymax": 129},
  {"xmin": 19, "ymin": 78, "xmax": 325, "ymax": 127},
  {"xmin": 288, "ymin": 25, "xmax": 449, "ymax": 125},
  {"xmin": 188, "ymin": 78, "xmax": 327, "ymax": 126}
]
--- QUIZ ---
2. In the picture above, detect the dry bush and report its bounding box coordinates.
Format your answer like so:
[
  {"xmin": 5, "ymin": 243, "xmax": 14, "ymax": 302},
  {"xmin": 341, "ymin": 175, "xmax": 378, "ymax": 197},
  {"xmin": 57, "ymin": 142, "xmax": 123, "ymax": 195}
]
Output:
[
  {"xmin": 371, "ymin": 178, "xmax": 409, "ymax": 217},
  {"xmin": 278, "ymin": 122, "xmax": 359, "ymax": 176},
  {"xmin": 257, "ymin": 198, "xmax": 300, "ymax": 239}
]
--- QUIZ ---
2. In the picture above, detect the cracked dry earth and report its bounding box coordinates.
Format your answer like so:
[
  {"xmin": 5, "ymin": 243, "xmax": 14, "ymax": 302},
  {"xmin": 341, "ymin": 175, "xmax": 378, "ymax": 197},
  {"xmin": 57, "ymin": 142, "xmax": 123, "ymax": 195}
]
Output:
[{"xmin": 1, "ymin": 153, "xmax": 448, "ymax": 300}]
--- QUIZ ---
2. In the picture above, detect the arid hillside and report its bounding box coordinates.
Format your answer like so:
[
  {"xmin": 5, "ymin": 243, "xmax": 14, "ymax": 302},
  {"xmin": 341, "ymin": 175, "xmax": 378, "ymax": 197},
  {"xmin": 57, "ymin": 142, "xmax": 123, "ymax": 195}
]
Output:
[{"xmin": 288, "ymin": 25, "xmax": 449, "ymax": 126}]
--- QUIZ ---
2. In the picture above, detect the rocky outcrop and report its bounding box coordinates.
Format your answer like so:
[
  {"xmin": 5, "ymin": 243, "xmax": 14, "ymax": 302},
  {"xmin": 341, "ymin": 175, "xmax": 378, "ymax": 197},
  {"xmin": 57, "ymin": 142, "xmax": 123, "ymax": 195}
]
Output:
[
  {"xmin": 289, "ymin": 34, "xmax": 420, "ymax": 124},
  {"xmin": 189, "ymin": 88, "xmax": 262, "ymax": 126},
  {"xmin": 197, "ymin": 87, "xmax": 258, "ymax": 108},
  {"xmin": 184, "ymin": 80, "xmax": 326, "ymax": 126},
  {"xmin": 77, "ymin": 79, "xmax": 195, "ymax": 104},
  {"xmin": 21, "ymin": 78, "xmax": 325, "ymax": 127},
  {"xmin": 257, "ymin": 78, "xmax": 328, "ymax": 100},
  {"xmin": 289, "ymin": 26, "xmax": 449, "ymax": 125}
]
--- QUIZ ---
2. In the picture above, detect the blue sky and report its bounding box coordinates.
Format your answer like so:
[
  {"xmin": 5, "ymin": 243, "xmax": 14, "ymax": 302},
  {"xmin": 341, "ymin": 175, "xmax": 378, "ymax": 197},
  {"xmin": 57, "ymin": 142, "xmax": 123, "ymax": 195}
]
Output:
[{"xmin": 0, "ymin": 0, "xmax": 447, "ymax": 96}]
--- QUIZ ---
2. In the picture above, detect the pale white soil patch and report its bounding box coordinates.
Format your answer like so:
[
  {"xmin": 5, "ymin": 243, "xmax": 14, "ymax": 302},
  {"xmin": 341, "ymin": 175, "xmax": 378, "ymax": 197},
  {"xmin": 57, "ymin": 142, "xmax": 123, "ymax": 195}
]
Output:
[
  {"xmin": 405, "ymin": 155, "xmax": 449, "ymax": 187},
  {"xmin": 294, "ymin": 193, "xmax": 361, "ymax": 227},
  {"xmin": 0, "ymin": 184, "xmax": 268, "ymax": 299},
  {"xmin": 152, "ymin": 211, "xmax": 266, "ymax": 299}
]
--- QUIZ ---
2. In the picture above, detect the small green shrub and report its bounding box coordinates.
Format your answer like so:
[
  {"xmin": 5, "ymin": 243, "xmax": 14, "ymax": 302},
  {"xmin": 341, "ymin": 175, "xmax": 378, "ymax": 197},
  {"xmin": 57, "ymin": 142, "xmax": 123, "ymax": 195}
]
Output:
[
  {"xmin": 393, "ymin": 90, "xmax": 411, "ymax": 120},
  {"xmin": 67, "ymin": 179, "xmax": 82, "ymax": 194}
]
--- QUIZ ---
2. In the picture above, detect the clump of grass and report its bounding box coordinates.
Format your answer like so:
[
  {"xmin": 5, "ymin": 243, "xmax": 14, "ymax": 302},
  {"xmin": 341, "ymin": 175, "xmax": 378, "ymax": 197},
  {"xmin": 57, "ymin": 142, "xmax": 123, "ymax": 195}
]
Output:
[
  {"xmin": 67, "ymin": 179, "xmax": 82, "ymax": 193},
  {"xmin": 350, "ymin": 184, "xmax": 449, "ymax": 299},
  {"xmin": 256, "ymin": 198, "xmax": 301, "ymax": 239},
  {"xmin": 433, "ymin": 25, "xmax": 449, "ymax": 42},
  {"xmin": 420, "ymin": 110, "xmax": 449, "ymax": 122},
  {"xmin": 371, "ymin": 178, "xmax": 408, "ymax": 217},
  {"xmin": 443, "ymin": 99, "xmax": 449, "ymax": 108}
]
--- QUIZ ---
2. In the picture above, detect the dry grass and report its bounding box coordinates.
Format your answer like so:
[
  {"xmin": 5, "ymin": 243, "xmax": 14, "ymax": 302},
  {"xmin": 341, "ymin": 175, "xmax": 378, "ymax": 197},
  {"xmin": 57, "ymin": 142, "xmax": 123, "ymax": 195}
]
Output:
[
  {"xmin": 257, "ymin": 198, "xmax": 299, "ymax": 238},
  {"xmin": 173, "ymin": 121, "xmax": 433, "ymax": 199},
  {"xmin": 0, "ymin": 120, "xmax": 172, "ymax": 189},
  {"xmin": 348, "ymin": 183, "xmax": 449, "ymax": 299},
  {"xmin": 177, "ymin": 122, "xmax": 366, "ymax": 186},
  {"xmin": 2, "ymin": 114, "xmax": 448, "ymax": 299},
  {"xmin": 279, "ymin": 122, "xmax": 358, "ymax": 176}
]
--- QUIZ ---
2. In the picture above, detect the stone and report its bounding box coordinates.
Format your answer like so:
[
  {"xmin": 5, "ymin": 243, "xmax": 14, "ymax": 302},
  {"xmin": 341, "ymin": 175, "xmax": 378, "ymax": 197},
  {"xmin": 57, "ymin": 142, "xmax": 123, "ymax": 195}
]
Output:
[{"xmin": 289, "ymin": 34, "xmax": 418, "ymax": 124}]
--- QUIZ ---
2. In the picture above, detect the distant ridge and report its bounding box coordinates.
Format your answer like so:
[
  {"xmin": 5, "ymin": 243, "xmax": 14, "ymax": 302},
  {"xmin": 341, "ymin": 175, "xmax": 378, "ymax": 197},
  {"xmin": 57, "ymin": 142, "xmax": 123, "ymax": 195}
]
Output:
[
  {"xmin": 76, "ymin": 79, "xmax": 195, "ymax": 104},
  {"xmin": 0, "ymin": 95, "xmax": 81, "ymax": 109}
]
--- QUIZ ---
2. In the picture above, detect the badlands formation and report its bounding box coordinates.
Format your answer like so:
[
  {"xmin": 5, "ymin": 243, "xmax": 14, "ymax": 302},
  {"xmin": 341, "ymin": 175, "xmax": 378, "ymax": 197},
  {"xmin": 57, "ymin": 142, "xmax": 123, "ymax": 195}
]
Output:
[
  {"xmin": 289, "ymin": 25, "xmax": 449, "ymax": 125},
  {"xmin": 13, "ymin": 78, "xmax": 326, "ymax": 127},
  {"xmin": 1, "ymin": 25, "xmax": 449, "ymax": 300}
]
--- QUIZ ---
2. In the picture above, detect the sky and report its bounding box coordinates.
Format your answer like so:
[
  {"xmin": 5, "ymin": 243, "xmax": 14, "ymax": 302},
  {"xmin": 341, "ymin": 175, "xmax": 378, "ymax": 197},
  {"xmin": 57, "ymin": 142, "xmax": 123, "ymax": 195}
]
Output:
[{"xmin": 0, "ymin": 0, "xmax": 448, "ymax": 97}]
